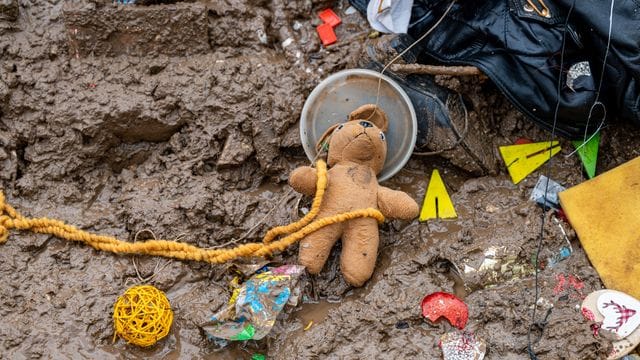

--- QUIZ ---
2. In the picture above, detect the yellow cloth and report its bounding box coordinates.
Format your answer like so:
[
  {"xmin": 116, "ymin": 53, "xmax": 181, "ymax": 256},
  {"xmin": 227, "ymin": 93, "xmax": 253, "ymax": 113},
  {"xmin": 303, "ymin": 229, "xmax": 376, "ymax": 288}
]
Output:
[{"xmin": 559, "ymin": 156, "xmax": 640, "ymax": 299}]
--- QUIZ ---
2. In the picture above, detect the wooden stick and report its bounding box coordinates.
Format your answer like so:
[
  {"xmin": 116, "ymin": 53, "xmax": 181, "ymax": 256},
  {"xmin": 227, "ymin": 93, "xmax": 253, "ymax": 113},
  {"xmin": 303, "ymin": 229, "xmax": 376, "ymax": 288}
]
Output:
[{"xmin": 390, "ymin": 64, "xmax": 483, "ymax": 76}]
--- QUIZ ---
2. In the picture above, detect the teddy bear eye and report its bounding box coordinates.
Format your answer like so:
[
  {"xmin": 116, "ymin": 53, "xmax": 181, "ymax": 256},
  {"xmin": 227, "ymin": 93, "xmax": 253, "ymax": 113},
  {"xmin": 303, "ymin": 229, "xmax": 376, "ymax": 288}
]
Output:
[
  {"xmin": 379, "ymin": 132, "xmax": 385, "ymax": 141},
  {"xmin": 336, "ymin": 124, "xmax": 344, "ymax": 131},
  {"xmin": 359, "ymin": 121, "xmax": 373, "ymax": 128}
]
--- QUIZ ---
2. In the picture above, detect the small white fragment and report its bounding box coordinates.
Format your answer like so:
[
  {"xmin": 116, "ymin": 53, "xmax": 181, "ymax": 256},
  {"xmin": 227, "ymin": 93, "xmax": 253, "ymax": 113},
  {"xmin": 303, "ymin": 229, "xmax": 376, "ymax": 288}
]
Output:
[
  {"xmin": 256, "ymin": 29, "xmax": 268, "ymax": 44},
  {"xmin": 345, "ymin": 6, "xmax": 357, "ymax": 15},
  {"xmin": 282, "ymin": 37, "xmax": 294, "ymax": 48},
  {"xmin": 292, "ymin": 21, "xmax": 303, "ymax": 31}
]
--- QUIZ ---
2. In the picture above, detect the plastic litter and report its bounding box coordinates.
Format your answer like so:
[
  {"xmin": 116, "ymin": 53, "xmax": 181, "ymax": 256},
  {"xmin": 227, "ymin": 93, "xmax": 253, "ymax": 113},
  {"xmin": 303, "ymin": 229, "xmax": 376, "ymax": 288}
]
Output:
[
  {"xmin": 202, "ymin": 265, "xmax": 305, "ymax": 341},
  {"xmin": 316, "ymin": 8, "xmax": 341, "ymax": 46},
  {"xmin": 499, "ymin": 141, "xmax": 561, "ymax": 184},
  {"xmin": 463, "ymin": 246, "xmax": 533, "ymax": 289},
  {"xmin": 366, "ymin": 0, "xmax": 414, "ymax": 34},
  {"xmin": 572, "ymin": 131, "xmax": 600, "ymax": 179},
  {"xmin": 439, "ymin": 331, "xmax": 486, "ymax": 360},
  {"xmin": 316, "ymin": 23, "xmax": 337, "ymax": 46},
  {"xmin": 582, "ymin": 290, "xmax": 640, "ymax": 359},
  {"xmin": 319, "ymin": 9, "xmax": 341, "ymax": 27},
  {"xmin": 559, "ymin": 156, "xmax": 640, "ymax": 300},
  {"xmin": 421, "ymin": 292, "xmax": 468, "ymax": 329},
  {"xmin": 419, "ymin": 169, "xmax": 457, "ymax": 221},
  {"xmin": 529, "ymin": 175, "xmax": 566, "ymax": 210},
  {"xmin": 553, "ymin": 274, "xmax": 585, "ymax": 300}
]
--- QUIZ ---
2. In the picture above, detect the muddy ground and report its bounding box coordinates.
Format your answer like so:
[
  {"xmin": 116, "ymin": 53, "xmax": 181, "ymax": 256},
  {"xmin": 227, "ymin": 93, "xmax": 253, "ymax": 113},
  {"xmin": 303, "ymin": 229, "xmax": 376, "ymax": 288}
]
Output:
[{"xmin": 1, "ymin": 1, "xmax": 640, "ymax": 359}]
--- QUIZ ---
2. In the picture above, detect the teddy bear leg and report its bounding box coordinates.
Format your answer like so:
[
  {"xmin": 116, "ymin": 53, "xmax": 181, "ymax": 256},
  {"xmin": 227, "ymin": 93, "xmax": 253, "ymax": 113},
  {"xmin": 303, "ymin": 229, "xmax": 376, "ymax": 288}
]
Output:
[
  {"xmin": 340, "ymin": 218, "xmax": 379, "ymax": 287},
  {"xmin": 298, "ymin": 222, "xmax": 343, "ymax": 274}
]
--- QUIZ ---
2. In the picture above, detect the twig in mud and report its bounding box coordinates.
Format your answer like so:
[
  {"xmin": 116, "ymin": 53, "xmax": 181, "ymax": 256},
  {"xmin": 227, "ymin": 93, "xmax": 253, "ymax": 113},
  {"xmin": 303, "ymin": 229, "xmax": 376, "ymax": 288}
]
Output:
[
  {"xmin": 132, "ymin": 229, "xmax": 170, "ymax": 283},
  {"xmin": 389, "ymin": 64, "xmax": 484, "ymax": 77},
  {"xmin": 291, "ymin": 193, "xmax": 304, "ymax": 220},
  {"xmin": 206, "ymin": 188, "xmax": 297, "ymax": 249}
]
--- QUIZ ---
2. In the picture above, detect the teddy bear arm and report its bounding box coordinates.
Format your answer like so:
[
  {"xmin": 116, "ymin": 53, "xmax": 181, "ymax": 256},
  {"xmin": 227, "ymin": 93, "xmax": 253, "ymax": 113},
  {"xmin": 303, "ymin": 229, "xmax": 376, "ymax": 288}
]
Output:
[
  {"xmin": 377, "ymin": 186, "xmax": 419, "ymax": 220},
  {"xmin": 289, "ymin": 166, "xmax": 318, "ymax": 196}
]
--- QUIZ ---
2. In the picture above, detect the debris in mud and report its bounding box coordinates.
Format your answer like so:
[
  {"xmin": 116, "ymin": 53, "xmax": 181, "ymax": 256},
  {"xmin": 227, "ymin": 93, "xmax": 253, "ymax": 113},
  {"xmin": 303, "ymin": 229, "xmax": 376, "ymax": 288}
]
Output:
[
  {"xmin": 419, "ymin": 169, "xmax": 457, "ymax": 221},
  {"xmin": 552, "ymin": 273, "xmax": 585, "ymax": 300},
  {"xmin": 316, "ymin": 8, "xmax": 341, "ymax": 46},
  {"xmin": 499, "ymin": 141, "xmax": 561, "ymax": 184},
  {"xmin": 559, "ymin": 156, "xmax": 640, "ymax": 299},
  {"xmin": 365, "ymin": 0, "xmax": 413, "ymax": 34},
  {"xmin": 461, "ymin": 246, "xmax": 534, "ymax": 289},
  {"xmin": 421, "ymin": 292, "xmax": 468, "ymax": 330},
  {"xmin": 202, "ymin": 265, "xmax": 304, "ymax": 342},
  {"xmin": 318, "ymin": 9, "xmax": 341, "ymax": 28},
  {"xmin": 529, "ymin": 175, "xmax": 565, "ymax": 210},
  {"xmin": 439, "ymin": 331, "xmax": 486, "ymax": 360},
  {"xmin": 581, "ymin": 289, "xmax": 640, "ymax": 359},
  {"xmin": 572, "ymin": 131, "xmax": 601, "ymax": 179}
]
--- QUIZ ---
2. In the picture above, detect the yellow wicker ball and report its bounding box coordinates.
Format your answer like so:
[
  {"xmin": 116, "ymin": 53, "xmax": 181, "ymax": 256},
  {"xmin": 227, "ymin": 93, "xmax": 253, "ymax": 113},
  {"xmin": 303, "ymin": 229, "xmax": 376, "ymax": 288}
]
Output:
[{"xmin": 112, "ymin": 285, "xmax": 173, "ymax": 347}]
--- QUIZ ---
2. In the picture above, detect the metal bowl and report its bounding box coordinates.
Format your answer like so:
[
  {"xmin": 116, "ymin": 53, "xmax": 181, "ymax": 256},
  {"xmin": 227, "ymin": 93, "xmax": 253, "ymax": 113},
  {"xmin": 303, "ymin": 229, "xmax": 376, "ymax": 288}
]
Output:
[{"xmin": 300, "ymin": 68, "xmax": 417, "ymax": 182}]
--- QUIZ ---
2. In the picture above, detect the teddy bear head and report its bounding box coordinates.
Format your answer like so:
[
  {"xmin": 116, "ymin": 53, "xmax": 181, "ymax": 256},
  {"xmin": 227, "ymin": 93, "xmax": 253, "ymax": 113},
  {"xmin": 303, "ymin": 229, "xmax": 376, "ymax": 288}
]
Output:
[{"xmin": 317, "ymin": 104, "xmax": 389, "ymax": 175}]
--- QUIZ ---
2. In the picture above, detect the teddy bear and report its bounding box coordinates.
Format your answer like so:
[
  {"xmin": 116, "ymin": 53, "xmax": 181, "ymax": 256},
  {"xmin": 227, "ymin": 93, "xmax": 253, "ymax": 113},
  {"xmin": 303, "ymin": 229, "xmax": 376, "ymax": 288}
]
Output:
[{"xmin": 289, "ymin": 104, "xmax": 419, "ymax": 287}]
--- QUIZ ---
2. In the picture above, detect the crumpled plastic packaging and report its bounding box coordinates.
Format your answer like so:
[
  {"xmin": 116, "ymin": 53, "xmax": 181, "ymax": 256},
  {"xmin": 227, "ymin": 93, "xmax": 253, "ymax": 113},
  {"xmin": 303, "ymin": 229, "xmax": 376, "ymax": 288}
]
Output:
[
  {"xmin": 367, "ymin": 0, "xmax": 414, "ymax": 34},
  {"xmin": 202, "ymin": 265, "xmax": 305, "ymax": 341},
  {"xmin": 440, "ymin": 331, "xmax": 486, "ymax": 360},
  {"xmin": 530, "ymin": 175, "xmax": 566, "ymax": 210}
]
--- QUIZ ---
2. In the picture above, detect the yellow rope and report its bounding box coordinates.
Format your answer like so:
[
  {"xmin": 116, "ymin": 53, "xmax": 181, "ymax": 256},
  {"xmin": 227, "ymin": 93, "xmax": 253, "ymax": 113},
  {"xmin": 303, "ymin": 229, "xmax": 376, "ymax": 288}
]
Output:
[{"xmin": 0, "ymin": 160, "xmax": 384, "ymax": 264}]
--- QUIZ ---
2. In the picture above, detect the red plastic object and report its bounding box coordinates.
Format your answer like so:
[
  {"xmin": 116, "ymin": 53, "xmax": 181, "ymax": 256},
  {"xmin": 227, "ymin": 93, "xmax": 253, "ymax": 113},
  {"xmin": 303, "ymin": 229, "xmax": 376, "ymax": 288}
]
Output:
[
  {"xmin": 514, "ymin": 138, "xmax": 533, "ymax": 145},
  {"xmin": 316, "ymin": 23, "xmax": 337, "ymax": 46},
  {"xmin": 421, "ymin": 292, "xmax": 469, "ymax": 329},
  {"xmin": 556, "ymin": 208, "xmax": 569, "ymax": 223},
  {"xmin": 319, "ymin": 9, "xmax": 341, "ymax": 28}
]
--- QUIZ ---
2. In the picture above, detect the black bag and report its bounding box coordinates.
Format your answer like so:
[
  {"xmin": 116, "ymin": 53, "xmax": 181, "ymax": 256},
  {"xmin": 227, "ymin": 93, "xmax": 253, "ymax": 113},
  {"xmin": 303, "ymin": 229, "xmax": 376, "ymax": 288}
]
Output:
[{"xmin": 350, "ymin": 0, "xmax": 640, "ymax": 139}]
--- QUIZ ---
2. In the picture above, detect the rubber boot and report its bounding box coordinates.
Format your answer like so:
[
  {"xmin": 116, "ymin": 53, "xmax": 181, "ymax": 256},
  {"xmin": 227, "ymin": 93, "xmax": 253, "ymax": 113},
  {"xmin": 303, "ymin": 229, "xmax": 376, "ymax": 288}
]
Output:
[{"xmin": 359, "ymin": 34, "xmax": 498, "ymax": 175}]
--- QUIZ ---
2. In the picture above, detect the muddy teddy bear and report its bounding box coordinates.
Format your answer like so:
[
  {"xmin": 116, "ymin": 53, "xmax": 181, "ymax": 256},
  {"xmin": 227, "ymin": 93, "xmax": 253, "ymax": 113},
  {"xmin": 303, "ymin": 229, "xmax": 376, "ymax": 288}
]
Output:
[{"xmin": 289, "ymin": 105, "xmax": 419, "ymax": 286}]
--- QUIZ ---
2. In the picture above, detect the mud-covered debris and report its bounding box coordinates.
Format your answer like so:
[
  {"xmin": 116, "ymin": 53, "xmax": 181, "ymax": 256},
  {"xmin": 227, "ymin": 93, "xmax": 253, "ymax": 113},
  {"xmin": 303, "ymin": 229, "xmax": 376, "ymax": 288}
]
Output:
[
  {"xmin": 202, "ymin": 265, "xmax": 304, "ymax": 342},
  {"xmin": 421, "ymin": 292, "xmax": 468, "ymax": 330},
  {"xmin": 530, "ymin": 175, "xmax": 565, "ymax": 210},
  {"xmin": 218, "ymin": 132, "xmax": 255, "ymax": 167},
  {"xmin": 316, "ymin": 8, "xmax": 341, "ymax": 46},
  {"xmin": 439, "ymin": 331, "xmax": 486, "ymax": 360}
]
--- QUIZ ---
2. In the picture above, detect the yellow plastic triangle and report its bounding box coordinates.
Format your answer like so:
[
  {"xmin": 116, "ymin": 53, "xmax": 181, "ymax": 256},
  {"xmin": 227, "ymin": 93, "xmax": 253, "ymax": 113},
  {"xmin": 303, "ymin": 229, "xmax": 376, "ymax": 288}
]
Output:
[
  {"xmin": 419, "ymin": 169, "xmax": 457, "ymax": 221},
  {"xmin": 499, "ymin": 141, "xmax": 561, "ymax": 184}
]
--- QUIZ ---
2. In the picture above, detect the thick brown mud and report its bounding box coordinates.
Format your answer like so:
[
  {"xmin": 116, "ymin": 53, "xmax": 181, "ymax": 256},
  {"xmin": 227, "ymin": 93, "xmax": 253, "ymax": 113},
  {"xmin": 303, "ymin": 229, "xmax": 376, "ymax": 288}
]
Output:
[{"xmin": 1, "ymin": 0, "xmax": 640, "ymax": 359}]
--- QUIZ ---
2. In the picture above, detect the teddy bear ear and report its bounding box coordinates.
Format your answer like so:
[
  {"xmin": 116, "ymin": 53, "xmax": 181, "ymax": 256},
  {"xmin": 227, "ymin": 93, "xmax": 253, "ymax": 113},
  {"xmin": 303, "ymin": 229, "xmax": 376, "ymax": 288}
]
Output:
[
  {"xmin": 315, "ymin": 123, "xmax": 340, "ymax": 153},
  {"xmin": 348, "ymin": 104, "xmax": 389, "ymax": 132}
]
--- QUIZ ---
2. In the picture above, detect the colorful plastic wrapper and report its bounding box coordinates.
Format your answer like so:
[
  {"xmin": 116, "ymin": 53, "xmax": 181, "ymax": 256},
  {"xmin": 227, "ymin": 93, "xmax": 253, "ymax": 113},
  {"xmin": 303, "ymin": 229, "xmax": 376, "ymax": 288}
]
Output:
[
  {"xmin": 439, "ymin": 331, "xmax": 486, "ymax": 360},
  {"xmin": 202, "ymin": 265, "xmax": 305, "ymax": 341}
]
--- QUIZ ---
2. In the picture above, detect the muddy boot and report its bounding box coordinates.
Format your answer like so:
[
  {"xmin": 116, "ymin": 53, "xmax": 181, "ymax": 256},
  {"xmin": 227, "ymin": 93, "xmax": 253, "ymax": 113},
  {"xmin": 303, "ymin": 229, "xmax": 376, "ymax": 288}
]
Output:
[{"xmin": 359, "ymin": 34, "xmax": 498, "ymax": 176}]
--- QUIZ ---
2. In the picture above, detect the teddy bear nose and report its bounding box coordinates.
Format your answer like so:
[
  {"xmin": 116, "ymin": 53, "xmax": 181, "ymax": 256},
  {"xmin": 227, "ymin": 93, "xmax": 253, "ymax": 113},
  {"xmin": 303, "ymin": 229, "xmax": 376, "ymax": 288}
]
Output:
[{"xmin": 359, "ymin": 121, "xmax": 373, "ymax": 128}]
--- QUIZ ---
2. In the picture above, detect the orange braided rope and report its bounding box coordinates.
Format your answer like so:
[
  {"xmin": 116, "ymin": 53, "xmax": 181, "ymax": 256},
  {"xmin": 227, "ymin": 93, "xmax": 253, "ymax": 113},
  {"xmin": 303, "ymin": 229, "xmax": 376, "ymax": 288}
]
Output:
[{"xmin": 0, "ymin": 160, "xmax": 384, "ymax": 264}]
